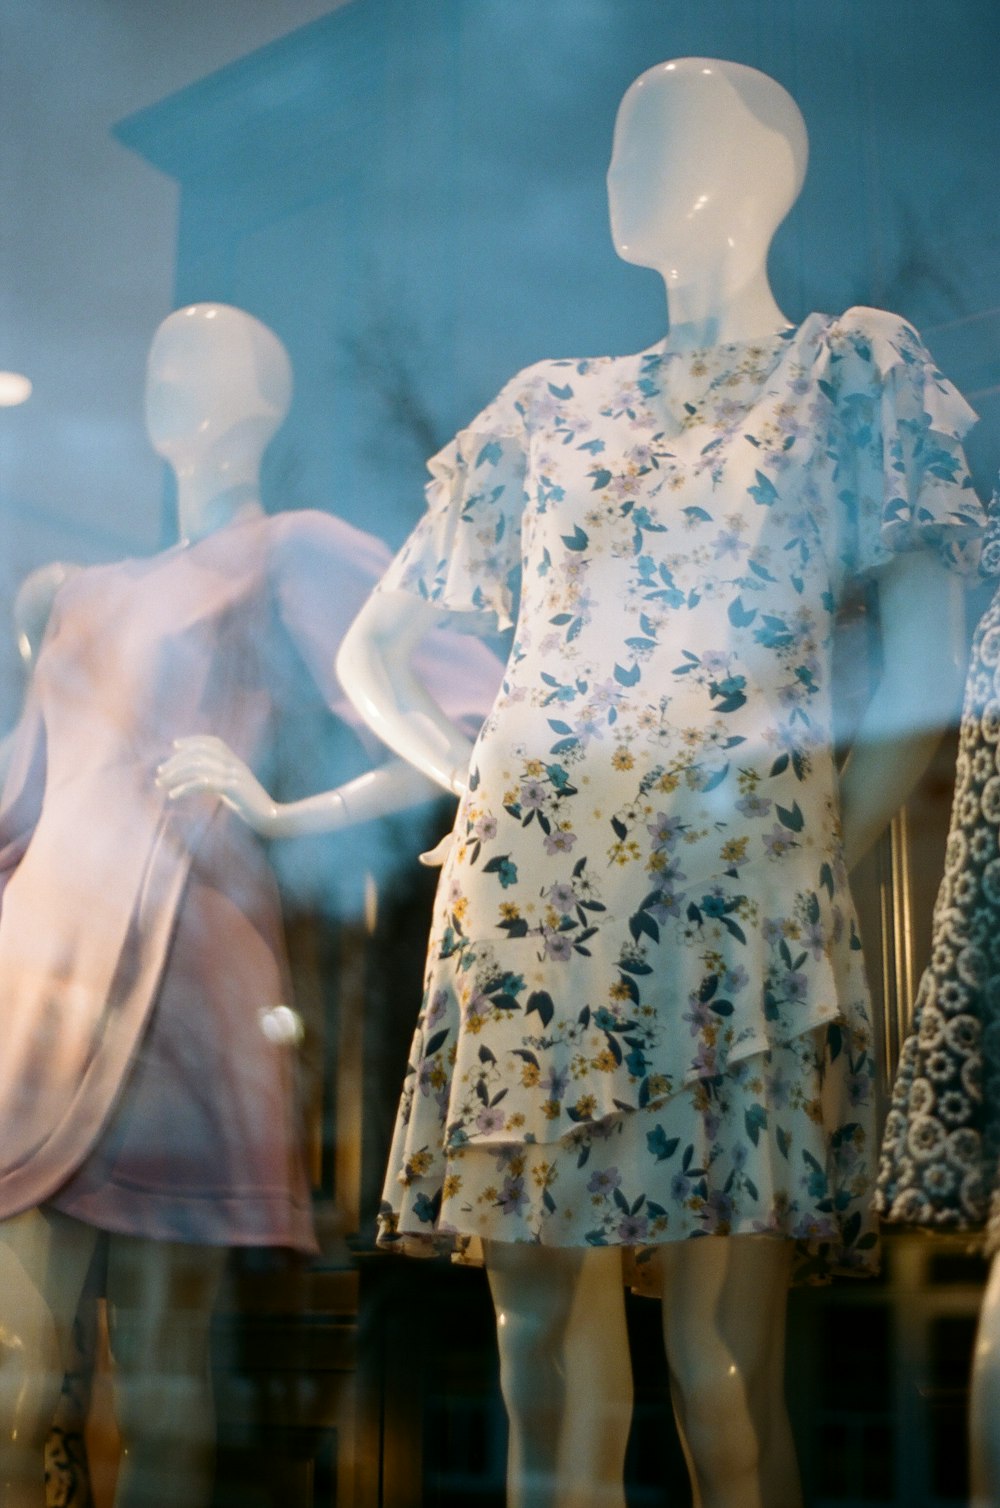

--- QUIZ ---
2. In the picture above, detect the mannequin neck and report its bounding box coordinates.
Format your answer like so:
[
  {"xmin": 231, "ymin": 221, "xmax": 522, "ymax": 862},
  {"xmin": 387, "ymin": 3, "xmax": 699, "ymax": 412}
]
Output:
[
  {"xmin": 661, "ymin": 265, "xmax": 791, "ymax": 352},
  {"xmin": 173, "ymin": 466, "xmax": 265, "ymax": 545}
]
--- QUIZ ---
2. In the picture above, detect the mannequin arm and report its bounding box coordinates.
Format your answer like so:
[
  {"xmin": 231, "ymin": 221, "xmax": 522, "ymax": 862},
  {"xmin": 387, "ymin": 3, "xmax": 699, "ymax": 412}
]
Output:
[
  {"xmin": 156, "ymin": 735, "xmax": 439, "ymax": 838},
  {"xmin": 838, "ymin": 549, "xmax": 966, "ymax": 871},
  {"xmin": 336, "ymin": 590, "xmax": 478, "ymax": 797}
]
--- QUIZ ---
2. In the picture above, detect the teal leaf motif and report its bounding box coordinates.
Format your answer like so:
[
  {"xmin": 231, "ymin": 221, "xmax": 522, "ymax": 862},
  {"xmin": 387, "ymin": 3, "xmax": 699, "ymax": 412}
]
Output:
[
  {"xmin": 562, "ymin": 524, "xmax": 589, "ymax": 551},
  {"xmin": 728, "ymin": 597, "xmax": 757, "ymax": 627},
  {"xmin": 525, "ymin": 991, "xmax": 555, "ymax": 1027},
  {"xmin": 614, "ymin": 661, "xmax": 641, "ymax": 687}
]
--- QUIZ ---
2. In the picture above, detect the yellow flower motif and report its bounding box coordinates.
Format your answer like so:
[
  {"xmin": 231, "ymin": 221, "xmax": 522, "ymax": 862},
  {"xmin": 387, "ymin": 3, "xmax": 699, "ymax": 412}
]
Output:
[
  {"xmin": 592, "ymin": 1049, "xmax": 617, "ymax": 1072},
  {"xmin": 657, "ymin": 772, "xmax": 679, "ymax": 793},
  {"xmin": 525, "ymin": 759, "xmax": 544, "ymax": 777},
  {"xmin": 609, "ymin": 980, "xmax": 633, "ymax": 1001},
  {"xmin": 508, "ymin": 1155, "xmax": 526, "ymax": 1177},
  {"xmin": 482, "ymin": 1185, "xmax": 498, "ymax": 1202},
  {"xmin": 442, "ymin": 1174, "xmax": 462, "ymax": 1198},
  {"xmin": 541, "ymin": 1099, "xmax": 562, "ymax": 1121},
  {"xmin": 407, "ymin": 1149, "xmax": 433, "ymax": 1177},
  {"xmin": 573, "ymin": 1094, "xmax": 597, "ymax": 1118},
  {"xmin": 521, "ymin": 1062, "xmax": 541, "ymax": 1087},
  {"xmin": 609, "ymin": 840, "xmax": 641, "ymax": 866},
  {"xmin": 430, "ymin": 1065, "xmax": 447, "ymax": 1089},
  {"xmin": 611, "ymin": 748, "xmax": 635, "ymax": 771},
  {"xmin": 721, "ymin": 837, "xmax": 748, "ymax": 863},
  {"xmin": 500, "ymin": 902, "xmax": 521, "ymax": 921},
  {"xmin": 508, "ymin": 1112, "xmax": 526, "ymax": 1129},
  {"xmin": 532, "ymin": 1162, "xmax": 556, "ymax": 1189},
  {"xmin": 452, "ymin": 897, "xmax": 469, "ymax": 921},
  {"xmin": 647, "ymin": 1074, "xmax": 670, "ymax": 1099}
]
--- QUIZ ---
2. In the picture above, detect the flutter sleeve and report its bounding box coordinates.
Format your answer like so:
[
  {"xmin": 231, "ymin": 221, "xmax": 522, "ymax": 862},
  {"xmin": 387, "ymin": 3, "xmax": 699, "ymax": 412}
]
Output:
[
  {"xmin": 826, "ymin": 306, "xmax": 984, "ymax": 579},
  {"xmin": 377, "ymin": 370, "xmax": 533, "ymax": 634}
]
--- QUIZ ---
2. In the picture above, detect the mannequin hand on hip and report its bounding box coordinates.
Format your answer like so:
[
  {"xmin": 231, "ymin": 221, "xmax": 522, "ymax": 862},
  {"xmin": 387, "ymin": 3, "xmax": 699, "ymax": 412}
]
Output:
[{"xmin": 156, "ymin": 735, "xmax": 290, "ymax": 836}]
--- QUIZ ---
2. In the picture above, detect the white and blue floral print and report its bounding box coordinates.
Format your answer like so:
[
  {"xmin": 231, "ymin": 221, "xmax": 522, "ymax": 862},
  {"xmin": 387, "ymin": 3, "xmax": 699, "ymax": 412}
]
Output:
[{"xmin": 376, "ymin": 307, "xmax": 983, "ymax": 1277}]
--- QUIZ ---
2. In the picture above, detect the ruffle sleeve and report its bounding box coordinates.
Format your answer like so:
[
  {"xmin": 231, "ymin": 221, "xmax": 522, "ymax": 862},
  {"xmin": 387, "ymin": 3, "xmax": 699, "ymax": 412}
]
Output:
[
  {"xmin": 825, "ymin": 306, "xmax": 983, "ymax": 579},
  {"xmin": 377, "ymin": 372, "xmax": 532, "ymax": 634}
]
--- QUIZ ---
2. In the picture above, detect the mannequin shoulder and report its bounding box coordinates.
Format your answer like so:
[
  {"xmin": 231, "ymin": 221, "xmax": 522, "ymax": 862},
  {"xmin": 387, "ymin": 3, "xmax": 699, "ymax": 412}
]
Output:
[
  {"xmin": 267, "ymin": 508, "xmax": 392, "ymax": 588},
  {"xmin": 827, "ymin": 305, "xmax": 925, "ymax": 360},
  {"xmin": 485, "ymin": 355, "xmax": 612, "ymax": 422}
]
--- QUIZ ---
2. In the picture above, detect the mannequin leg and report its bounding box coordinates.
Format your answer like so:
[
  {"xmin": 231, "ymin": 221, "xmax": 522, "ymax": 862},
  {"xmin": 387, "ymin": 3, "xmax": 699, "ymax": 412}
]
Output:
[
  {"xmin": 0, "ymin": 1207, "xmax": 100, "ymax": 1508},
  {"xmin": 104, "ymin": 1235, "xmax": 227, "ymax": 1508},
  {"xmin": 970, "ymin": 1250, "xmax": 1000, "ymax": 1506},
  {"xmin": 485, "ymin": 1243, "xmax": 632, "ymax": 1508},
  {"xmin": 659, "ymin": 1235, "xmax": 800, "ymax": 1508},
  {"xmin": 45, "ymin": 1273, "xmax": 101, "ymax": 1508}
]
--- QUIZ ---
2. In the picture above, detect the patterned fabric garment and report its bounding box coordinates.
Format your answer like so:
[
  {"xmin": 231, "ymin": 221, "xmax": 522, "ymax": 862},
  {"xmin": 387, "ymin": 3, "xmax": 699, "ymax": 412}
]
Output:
[
  {"xmin": 875, "ymin": 546, "xmax": 1000, "ymax": 1249},
  {"xmin": 376, "ymin": 306, "xmax": 984, "ymax": 1276}
]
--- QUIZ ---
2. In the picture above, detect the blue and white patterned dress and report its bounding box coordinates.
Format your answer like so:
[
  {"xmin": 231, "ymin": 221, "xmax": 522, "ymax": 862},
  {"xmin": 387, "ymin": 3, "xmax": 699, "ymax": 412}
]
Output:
[
  {"xmin": 376, "ymin": 307, "xmax": 983, "ymax": 1277},
  {"xmin": 875, "ymin": 512, "xmax": 1000, "ymax": 1246}
]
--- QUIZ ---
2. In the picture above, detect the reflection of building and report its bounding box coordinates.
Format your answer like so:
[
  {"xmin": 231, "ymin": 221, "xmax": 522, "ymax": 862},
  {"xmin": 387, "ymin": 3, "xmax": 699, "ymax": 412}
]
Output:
[
  {"xmin": 115, "ymin": 0, "xmax": 1000, "ymax": 551},
  {"xmin": 103, "ymin": 3, "xmax": 1000, "ymax": 1502},
  {"xmin": 789, "ymin": 1233, "xmax": 987, "ymax": 1508}
]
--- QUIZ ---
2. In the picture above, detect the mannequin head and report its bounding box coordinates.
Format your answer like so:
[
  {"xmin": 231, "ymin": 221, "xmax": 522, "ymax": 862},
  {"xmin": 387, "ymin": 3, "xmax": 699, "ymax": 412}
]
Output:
[
  {"xmin": 607, "ymin": 59, "xmax": 807, "ymax": 292},
  {"xmin": 145, "ymin": 303, "xmax": 293, "ymax": 538}
]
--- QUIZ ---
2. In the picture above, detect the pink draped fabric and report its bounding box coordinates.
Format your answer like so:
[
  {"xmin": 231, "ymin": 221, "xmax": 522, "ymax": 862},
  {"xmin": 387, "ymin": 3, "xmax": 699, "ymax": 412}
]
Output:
[{"xmin": 0, "ymin": 508, "xmax": 499, "ymax": 1248}]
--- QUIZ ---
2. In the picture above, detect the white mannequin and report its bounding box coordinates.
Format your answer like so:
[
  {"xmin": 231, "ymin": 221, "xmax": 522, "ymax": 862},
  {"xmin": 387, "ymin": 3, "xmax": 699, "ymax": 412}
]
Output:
[
  {"xmin": 149, "ymin": 304, "xmax": 436, "ymax": 833},
  {"xmin": 0, "ymin": 302, "xmax": 442, "ymax": 1508},
  {"xmin": 334, "ymin": 59, "xmax": 966, "ymax": 1508}
]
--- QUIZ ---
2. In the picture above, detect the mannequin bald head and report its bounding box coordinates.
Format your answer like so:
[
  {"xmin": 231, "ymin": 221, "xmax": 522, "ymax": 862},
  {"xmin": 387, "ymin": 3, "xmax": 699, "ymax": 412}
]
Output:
[
  {"xmin": 144, "ymin": 303, "xmax": 292, "ymax": 541},
  {"xmin": 608, "ymin": 59, "xmax": 807, "ymax": 291},
  {"xmin": 145, "ymin": 302, "xmax": 292, "ymax": 470}
]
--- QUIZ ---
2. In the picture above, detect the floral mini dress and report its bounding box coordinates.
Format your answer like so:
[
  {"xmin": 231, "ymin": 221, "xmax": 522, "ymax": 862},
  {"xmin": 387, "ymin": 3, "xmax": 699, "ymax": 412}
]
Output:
[{"xmin": 375, "ymin": 307, "xmax": 983, "ymax": 1277}]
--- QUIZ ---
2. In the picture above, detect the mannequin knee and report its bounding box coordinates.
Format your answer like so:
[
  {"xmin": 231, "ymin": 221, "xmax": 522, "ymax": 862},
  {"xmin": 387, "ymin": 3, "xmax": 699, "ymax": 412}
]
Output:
[
  {"xmin": 671, "ymin": 1352, "xmax": 763, "ymax": 1483},
  {"xmin": 113, "ymin": 1321, "xmax": 214, "ymax": 1449},
  {"xmin": 495, "ymin": 1303, "xmax": 571, "ymax": 1409},
  {"xmin": 0, "ymin": 1315, "xmax": 64, "ymax": 1455}
]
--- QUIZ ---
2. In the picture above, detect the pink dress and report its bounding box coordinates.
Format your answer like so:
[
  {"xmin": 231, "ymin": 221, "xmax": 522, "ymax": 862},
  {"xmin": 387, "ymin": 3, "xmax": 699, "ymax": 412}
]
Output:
[{"xmin": 0, "ymin": 509, "xmax": 497, "ymax": 1250}]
